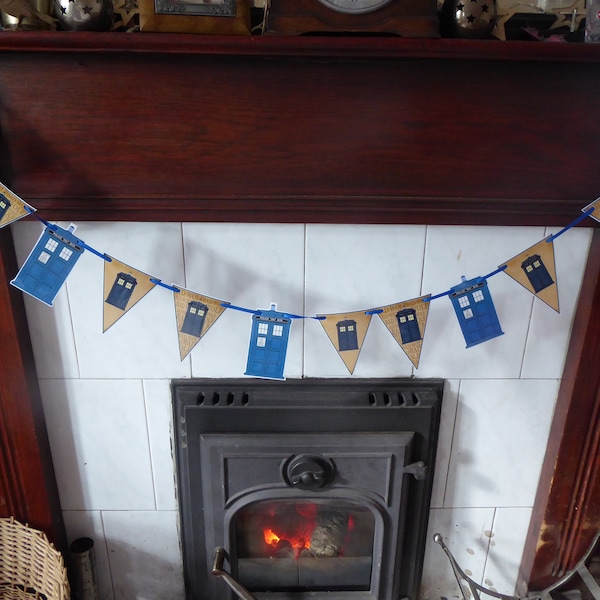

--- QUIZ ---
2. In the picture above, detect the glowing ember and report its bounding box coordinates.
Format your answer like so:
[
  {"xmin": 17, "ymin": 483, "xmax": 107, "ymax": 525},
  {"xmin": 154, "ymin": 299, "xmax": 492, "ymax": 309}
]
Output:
[
  {"xmin": 263, "ymin": 525, "xmax": 312, "ymax": 556},
  {"xmin": 263, "ymin": 528, "xmax": 280, "ymax": 546}
]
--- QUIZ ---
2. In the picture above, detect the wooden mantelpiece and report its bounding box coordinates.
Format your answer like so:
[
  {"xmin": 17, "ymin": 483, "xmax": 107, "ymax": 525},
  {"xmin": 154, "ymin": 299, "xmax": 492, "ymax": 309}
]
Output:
[
  {"xmin": 0, "ymin": 32, "xmax": 599, "ymax": 592},
  {"xmin": 0, "ymin": 34, "xmax": 599, "ymax": 224}
]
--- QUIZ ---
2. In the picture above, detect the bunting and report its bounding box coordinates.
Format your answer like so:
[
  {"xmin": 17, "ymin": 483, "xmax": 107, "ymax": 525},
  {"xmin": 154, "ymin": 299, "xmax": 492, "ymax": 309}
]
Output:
[
  {"xmin": 4, "ymin": 182, "xmax": 599, "ymax": 379},
  {"xmin": 318, "ymin": 309, "xmax": 373, "ymax": 375},
  {"xmin": 103, "ymin": 256, "xmax": 157, "ymax": 332},
  {"xmin": 376, "ymin": 295, "xmax": 431, "ymax": 369},
  {"xmin": 0, "ymin": 182, "xmax": 36, "ymax": 229},
  {"xmin": 173, "ymin": 288, "xmax": 229, "ymax": 361},
  {"xmin": 500, "ymin": 238, "xmax": 559, "ymax": 312},
  {"xmin": 11, "ymin": 223, "xmax": 84, "ymax": 307}
]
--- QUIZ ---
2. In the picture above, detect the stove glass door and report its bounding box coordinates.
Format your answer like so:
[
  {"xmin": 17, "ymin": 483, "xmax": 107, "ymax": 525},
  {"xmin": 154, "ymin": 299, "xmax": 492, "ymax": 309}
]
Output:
[{"xmin": 233, "ymin": 499, "xmax": 375, "ymax": 592}]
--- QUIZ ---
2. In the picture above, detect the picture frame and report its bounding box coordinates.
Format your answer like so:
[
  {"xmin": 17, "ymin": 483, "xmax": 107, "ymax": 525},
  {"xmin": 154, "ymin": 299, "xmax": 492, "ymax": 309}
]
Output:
[{"xmin": 139, "ymin": 0, "xmax": 251, "ymax": 33}]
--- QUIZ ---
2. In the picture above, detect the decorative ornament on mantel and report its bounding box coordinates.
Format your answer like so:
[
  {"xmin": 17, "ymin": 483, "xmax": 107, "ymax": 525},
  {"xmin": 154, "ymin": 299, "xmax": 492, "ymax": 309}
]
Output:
[
  {"xmin": 54, "ymin": 0, "xmax": 113, "ymax": 30},
  {"xmin": 439, "ymin": 0, "xmax": 497, "ymax": 37},
  {"xmin": 549, "ymin": 0, "xmax": 585, "ymax": 30},
  {"xmin": 0, "ymin": 0, "xmax": 56, "ymax": 29}
]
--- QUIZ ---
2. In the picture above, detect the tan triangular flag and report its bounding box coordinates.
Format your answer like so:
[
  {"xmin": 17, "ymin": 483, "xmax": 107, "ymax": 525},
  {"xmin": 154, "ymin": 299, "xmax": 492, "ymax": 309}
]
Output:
[
  {"xmin": 0, "ymin": 182, "xmax": 36, "ymax": 228},
  {"xmin": 103, "ymin": 256, "xmax": 157, "ymax": 332},
  {"xmin": 376, "ymin": 295, "xmax": 431, "ymax": 369},
  {"xmin": 500, "ymin": 238, "xmax": 559, "ymax": 312},
  {"xmin": 173, "ymin": 287, "xmax": 228, "ymax": 361},
  {"xmin": 318, "ymin": 309, "xmax": 372, "ymax": 375},
  {"xmin": 582, "ymin": 197, "xmax": 600, "ymax": 223}
]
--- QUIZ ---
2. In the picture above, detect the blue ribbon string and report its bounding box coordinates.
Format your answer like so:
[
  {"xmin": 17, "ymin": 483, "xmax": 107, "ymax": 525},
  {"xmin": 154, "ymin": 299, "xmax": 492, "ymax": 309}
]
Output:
[
  {"xmin": 223, "ymin": 303, "xmax": 261, "ymax": 315},
  {"xmin": 149, "ymin": 278, "xmax": 181, "ymax": 293},
  {"xmin": 424, "ymin": 266, "xmax": 507, "ymax": 303},
  {"xmin": 546, "ymin": 206, "xmax": 595, "ymax": 242},
  {"xmin": 29, "ymin": 211, "xmax": 57, "ymax": 231},
  {"xmin": 80, "ymin": 243, "xmax": 112, "ymax": 261},
  {"xmin": 483, "ymin": 265, "xmax": 508, "ymax": 279},
  {"xmin": 14, "ymin": 196, "xmax": 600, "ymax": 318},
  {"xmin": 423, "ymin": 290, "xmax": 451, "ymax": 302}
]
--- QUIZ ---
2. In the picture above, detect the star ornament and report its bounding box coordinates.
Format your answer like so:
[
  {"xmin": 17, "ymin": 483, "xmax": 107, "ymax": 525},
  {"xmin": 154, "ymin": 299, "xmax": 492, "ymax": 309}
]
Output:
[
  {"xmin": 491, "ymin": 6, "xmax": 517, "ymax": 40},
  {"xmin": 550, "ymin": 0, "xmax": 585, "ymax": 29}
]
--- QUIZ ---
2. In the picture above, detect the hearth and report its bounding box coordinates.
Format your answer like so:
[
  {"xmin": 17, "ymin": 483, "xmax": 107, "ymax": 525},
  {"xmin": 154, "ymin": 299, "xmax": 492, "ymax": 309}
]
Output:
[{"xmin": 172, "ymin": 378, "xmax": 444, "ymax": 600}]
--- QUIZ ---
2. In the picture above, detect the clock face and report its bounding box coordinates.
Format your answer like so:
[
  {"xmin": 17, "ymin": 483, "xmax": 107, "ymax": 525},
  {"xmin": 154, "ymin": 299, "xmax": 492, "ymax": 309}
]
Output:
[{"xmin": 317, "ymin": 0, "xmax": 393, "ymax": 13}]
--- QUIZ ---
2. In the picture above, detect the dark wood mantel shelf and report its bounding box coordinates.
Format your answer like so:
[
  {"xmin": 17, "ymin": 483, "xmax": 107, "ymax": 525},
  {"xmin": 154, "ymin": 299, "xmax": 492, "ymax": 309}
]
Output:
[
  {"xmin": 0, "ymin": 32, "xmax": 599, "ymax": 225},
  {"xmin": 0, "ymin": 32, "xmax": 599, "ymax": 61}
]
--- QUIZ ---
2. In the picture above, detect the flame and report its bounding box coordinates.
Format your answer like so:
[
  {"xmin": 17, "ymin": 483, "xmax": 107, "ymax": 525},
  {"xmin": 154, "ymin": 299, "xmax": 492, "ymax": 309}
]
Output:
[
  {"xmin": 264, "ymin": 528, "xmax": 280, "ymax": 546},
  {"xmin": 263, "ymin": 526, "xmax": 311, "ymax": 556}
]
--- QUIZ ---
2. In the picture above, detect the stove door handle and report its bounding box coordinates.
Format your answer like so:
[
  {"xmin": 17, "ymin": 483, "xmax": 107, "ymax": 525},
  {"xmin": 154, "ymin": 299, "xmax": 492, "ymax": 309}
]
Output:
[{"xmin": 212, "ymin": 547, "xmax": 258, "ymax": 600}]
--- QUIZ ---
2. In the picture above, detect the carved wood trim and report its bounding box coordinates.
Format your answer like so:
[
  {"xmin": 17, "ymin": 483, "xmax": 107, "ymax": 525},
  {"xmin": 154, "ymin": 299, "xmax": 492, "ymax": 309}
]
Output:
[
  {"xmin": 521, "ymin": 229, "xmax": 600, "ymax": 591},
  {"xmin": 0, "ymin": 228, "xmax": 65, "ymax": 550}
]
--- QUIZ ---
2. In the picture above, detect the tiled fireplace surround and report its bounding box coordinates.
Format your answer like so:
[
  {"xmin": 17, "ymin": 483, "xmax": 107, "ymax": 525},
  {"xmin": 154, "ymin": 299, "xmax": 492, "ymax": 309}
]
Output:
[{"xmin": 11, "ymin": 220, "xmax": 593, "ymax": 600}]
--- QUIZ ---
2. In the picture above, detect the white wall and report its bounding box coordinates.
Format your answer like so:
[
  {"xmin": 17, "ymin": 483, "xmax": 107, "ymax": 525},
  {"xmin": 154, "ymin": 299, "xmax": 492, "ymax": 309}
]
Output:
[{"xmin": 11, "ymin": 221, "xmax": 593, "ymax": 600}]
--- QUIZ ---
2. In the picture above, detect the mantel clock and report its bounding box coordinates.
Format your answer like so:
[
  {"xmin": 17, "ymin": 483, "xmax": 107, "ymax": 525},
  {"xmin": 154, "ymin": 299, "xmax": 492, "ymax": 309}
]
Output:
[{"xmin": 264, "ymin": 0, "xmax": 439, "ymax": 37}]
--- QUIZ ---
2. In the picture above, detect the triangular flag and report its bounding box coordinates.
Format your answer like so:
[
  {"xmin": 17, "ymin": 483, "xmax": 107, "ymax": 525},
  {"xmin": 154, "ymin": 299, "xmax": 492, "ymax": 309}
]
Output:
[
  {"xmin": 376, "ymin": 295, "xmax": 431, "ymax": 369},
  {"xmin": 499, "ymin": 238, "xmax": 559, "ymax": 312},
  {"xmin": 173, "ymin": 287, "xmax": 229, "ymax": 361},
  {"xmin": 0, "ymin": 182, "xmax": 36, "ymax": 228},
  {"xmin": 582, "ymin": 197, "xmax": 600, "ymax": 223},
  {"xmin": 317, "ymin": 309, "xmax": 372, "ymax": 375},
  {"xmin": 103, "ymin": 256, "xmax": 157, "ymax": 332},
  {"xmin": 11, "ymin": 223, "xmax": 84, "ymax": 306}
]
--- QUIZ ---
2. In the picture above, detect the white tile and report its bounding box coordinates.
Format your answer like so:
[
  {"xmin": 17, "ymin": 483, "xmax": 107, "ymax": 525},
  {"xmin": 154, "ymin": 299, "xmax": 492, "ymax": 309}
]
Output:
[
  {"xmin": 420, "ymin": 507, "xmax": 495, "ymax": 600},
  {"xmin": 521, "ymin": 227, "xmax": 593, "ymax": 378},
  {"xmin": 418, "ymin": 226, "xmax": 546, "ymax": 379},
  {"xmin": 102, "ymin": 510, "xmax": 185, "ymax": 600},
  {"xmin": 40, "ymin": 379, "xmax": 156, "ymax": 510},
  {"xmin": 304, "ymin": 224, "xmax": 426, "ymax": 377},
  {"xmin": 62, "ymin": 510, "xmax": 114, "ymax": 600},
  {"xmin": 182, "ymin": 223, "xmax": 306, "ymax": 379},
  {"xmin": 65, "ymin": 222, "xmax": 191, "ymax": 379},
  {"xmin": 444, "ymin": 379, "xmax": 559, "ymax": 508},
  {"xmin": 430, "ymin": 379, "xmax": 459, "ymax": 508},
  {"xmin": 11, "ymin": 221, "xmax": 81, "ymax": 378},
  {"xmin": 483, "ymin": 507, "xmax": 533, "ymax": 596},
  {"xmin": 143, "ymin": 380, "xmax": 178, "ymax": 510}
]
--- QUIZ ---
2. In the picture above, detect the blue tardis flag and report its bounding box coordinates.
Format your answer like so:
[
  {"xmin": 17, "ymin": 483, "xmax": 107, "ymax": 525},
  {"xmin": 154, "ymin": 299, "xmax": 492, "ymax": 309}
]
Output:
[
  {"xmin": 105, "ymin": 272, "xmax": 138, "ymax": 310},
  {"xmin": 11, "ymin": 223, "xmax": 84, "ymax": 306},
  {"xmin": 245, "ymin": 303, "xmax": 291, "ymax": 380},
  {"xmin": 396, "ymin": 308, "xmax": 422, "ymax": 344},
  {"xmin": 181, "ymin": 300, "xmax": 208, "ymax": 337},
  {"xmin": 0, "ymin": 193, "xmax": 11, "ymax": 221},
  {"xmin": 449, "ymin": 275, "xmax": 503, "ymax": 348},
  {"xmin": 336, "ymin": 319, "xmax": 359, "ymax": 351},
  {"xmin": 521, "ymin": 254, "xmax": 554, "ymax": 293}
]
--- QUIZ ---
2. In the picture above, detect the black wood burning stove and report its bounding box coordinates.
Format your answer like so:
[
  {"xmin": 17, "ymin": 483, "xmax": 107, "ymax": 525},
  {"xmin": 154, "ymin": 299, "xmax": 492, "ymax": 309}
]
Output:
[{"xmin": 172, "ymin": 379, "xmax": 444, "ymax": 600}]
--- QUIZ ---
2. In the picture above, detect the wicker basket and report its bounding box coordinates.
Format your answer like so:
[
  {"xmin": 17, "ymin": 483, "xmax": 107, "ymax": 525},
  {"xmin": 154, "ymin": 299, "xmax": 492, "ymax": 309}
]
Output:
[{"xmin": 0, "ymin": 517, "xmax": 70, "ymax": 600}]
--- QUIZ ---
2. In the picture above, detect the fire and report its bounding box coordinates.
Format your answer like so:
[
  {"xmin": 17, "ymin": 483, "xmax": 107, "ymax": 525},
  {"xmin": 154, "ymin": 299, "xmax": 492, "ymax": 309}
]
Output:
[
  {"xmin": 263, "ymin": 526, "xmax": 311, "ymax": 555},
  {"xmin": 263, "ymin": 528, "xmax": 280, "ymax": 546}
]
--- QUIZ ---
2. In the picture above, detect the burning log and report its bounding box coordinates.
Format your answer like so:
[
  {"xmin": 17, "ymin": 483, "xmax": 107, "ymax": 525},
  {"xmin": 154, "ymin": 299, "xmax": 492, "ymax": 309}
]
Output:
[
  {"xmin": 274, "ymin": 539, "xmax": 295, "ymax": 559},
  {"xmin": 309, "ymin": 509, "xmax": 349, "ymax": 557}
]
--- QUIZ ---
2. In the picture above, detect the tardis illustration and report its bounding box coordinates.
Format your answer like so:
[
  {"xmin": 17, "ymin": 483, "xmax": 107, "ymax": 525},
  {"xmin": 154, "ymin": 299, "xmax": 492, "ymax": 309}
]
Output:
[
  {"xmin": 0, "ymin": 193, "xmax": 11, "ymax": 221},
  {"xmin": 181, "ymin": 301, "xmax": 208, "ymax": 338},
  {"xmin": 449, "ymin": 275, "xmax": 504, "ymax": 348},
  {"xmin": 11, "ymin": 224, "xmax": 84, "ymax": 306},
  {"xmin": 337, "ymin": 319, "xmax": 358, "ymax": 351},
  {"xmin": 521, "ymin": 254, "xmax": 554, "ymax": 293},
  {"xmin": 245, "ymin": 303, "xmax": 291, "ymax": 380},
  {"xmin": 105, "ymin": 272, "xmax": 137, "ymax": 310},
  {"xmin": 396, "ymin": 308, "xmax": 422, "ymax": 344}
]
